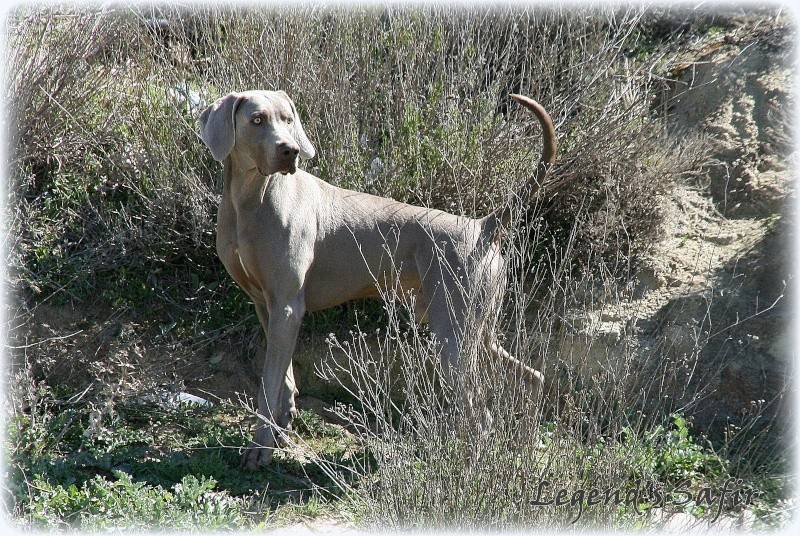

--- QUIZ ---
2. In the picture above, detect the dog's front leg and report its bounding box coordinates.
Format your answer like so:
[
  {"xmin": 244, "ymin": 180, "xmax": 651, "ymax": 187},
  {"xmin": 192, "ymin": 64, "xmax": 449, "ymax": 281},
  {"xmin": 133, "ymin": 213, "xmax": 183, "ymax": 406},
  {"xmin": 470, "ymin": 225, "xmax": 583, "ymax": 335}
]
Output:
[
  {"xmin": 252, "ymin": 302, "xmax": 299, "ymax": 441},
  {"xmin": 242, "ymin": 295, "xmax": 305, "ymax": 470}
]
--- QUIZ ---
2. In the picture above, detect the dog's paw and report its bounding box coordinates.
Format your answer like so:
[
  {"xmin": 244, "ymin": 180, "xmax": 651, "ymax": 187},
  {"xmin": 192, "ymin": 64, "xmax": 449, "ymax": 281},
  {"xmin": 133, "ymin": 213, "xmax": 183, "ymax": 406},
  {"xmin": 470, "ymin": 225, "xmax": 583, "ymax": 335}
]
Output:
[
  {"xmin": 240, "ymin": 426, "xmax": 277, "ymax": 469},
  {"xmin": 241, "ymin": 442, "xmax": 274, "ymax": 470}
]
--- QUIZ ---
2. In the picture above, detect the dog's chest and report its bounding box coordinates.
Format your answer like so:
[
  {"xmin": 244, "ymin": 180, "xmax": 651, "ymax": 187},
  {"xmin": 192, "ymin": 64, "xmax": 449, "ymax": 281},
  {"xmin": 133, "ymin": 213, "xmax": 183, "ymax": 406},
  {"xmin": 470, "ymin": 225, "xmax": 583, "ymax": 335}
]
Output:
[
  {"xmin": 216, "ymin": 201, "xmax": 262, "ymax": 298},
  {"xmin": 217, "ymin": 182, "xmax": 318, "ymax": 300}
]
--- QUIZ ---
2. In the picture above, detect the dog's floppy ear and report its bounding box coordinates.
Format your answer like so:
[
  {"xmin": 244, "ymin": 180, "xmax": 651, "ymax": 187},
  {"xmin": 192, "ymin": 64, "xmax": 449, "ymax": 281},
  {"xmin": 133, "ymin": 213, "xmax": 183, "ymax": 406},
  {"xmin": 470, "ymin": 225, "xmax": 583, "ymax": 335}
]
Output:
[
  {"xmin": 277, "ymin": 90, "xmax": 316, "ymax": 160},
  {"xmin": 199, "ymin": 92, "xmax": 244, "ymax": 162}
]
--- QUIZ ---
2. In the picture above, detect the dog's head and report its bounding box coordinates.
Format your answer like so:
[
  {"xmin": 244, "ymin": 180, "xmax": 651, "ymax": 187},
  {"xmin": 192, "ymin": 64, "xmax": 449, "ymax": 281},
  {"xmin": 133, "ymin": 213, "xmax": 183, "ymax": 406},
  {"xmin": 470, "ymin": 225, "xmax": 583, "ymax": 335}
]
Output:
[{"xmin": 199, "ymin": 90, "xmax": 316, "ymax": 175}]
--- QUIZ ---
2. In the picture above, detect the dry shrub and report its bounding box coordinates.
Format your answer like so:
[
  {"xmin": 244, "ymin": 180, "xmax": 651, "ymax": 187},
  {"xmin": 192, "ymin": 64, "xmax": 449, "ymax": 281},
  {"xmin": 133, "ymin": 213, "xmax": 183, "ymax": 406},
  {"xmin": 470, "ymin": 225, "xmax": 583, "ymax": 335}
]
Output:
[
  {"xmin": 3, "ymin": 3, "xmax": 693, "ymax": 393},
  {"xmin": 306, "ymin": 202, "xmax": 711, "ymax": 530},
  {"xmin": 6, "ymin": 4, "xmax": 689, "ymax": 300}
]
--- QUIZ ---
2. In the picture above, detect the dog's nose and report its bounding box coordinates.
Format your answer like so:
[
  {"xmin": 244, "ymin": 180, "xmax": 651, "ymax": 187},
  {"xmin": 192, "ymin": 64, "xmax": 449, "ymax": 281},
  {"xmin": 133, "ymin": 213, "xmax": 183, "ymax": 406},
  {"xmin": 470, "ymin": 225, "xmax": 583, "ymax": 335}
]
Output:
[{"xmin": 278, "ymin": 141, "xmax": 300, "ymax": 158}]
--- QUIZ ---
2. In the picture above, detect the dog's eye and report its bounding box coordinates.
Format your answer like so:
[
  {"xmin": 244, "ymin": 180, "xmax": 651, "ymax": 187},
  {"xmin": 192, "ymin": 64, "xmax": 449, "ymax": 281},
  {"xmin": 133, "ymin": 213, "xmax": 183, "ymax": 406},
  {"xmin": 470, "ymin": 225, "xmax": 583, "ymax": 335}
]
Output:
[
  {"xmin": 285, "ymin": 116, "xmax": 294, "ymax": 124},
  {"xmin": 253, "ymin": 117, "xmax": 262, "ymax": 125}
]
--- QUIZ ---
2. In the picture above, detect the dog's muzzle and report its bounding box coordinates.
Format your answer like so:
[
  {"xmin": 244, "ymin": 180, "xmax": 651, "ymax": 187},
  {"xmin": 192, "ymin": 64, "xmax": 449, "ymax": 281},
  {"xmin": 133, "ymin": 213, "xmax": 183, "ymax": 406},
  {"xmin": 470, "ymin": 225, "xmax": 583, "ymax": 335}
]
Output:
[{"xmin": 275, "ymin": 141, "xmax": 300, "ymax": 175}]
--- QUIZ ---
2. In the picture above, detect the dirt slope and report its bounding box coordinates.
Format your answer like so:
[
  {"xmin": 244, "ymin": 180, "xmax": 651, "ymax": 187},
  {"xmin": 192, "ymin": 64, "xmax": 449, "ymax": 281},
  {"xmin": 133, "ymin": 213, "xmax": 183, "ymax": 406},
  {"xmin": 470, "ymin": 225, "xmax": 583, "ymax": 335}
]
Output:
[{"xmin": 563, "ymin": 13, "xmax": 795, "ymax": 440}]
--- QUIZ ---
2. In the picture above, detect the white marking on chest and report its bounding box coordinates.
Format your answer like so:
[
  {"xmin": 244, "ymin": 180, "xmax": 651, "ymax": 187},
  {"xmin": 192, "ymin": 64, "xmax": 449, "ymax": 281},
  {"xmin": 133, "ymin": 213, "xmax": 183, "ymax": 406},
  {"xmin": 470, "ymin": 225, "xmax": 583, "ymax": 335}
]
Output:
[{"xmin": 235, "ymin": 247, "xmax": 252, "ymax": 279}]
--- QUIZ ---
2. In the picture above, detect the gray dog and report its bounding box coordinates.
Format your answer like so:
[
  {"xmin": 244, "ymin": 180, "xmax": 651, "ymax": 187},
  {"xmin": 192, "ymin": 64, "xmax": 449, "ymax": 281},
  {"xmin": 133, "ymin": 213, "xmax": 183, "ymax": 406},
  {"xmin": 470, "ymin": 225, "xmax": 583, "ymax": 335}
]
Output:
[{"xmin": 199, "ymin": 91, "xmax": 556, "ymax": 469}]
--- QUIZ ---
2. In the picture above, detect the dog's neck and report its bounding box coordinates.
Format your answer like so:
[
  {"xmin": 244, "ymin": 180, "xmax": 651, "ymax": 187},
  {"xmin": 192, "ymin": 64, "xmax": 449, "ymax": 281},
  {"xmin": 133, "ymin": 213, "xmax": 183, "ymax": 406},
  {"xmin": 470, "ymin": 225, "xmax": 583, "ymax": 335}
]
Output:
[{"xmin": 224, "ymin": 156, "xmax": 275, "ymax": 208}]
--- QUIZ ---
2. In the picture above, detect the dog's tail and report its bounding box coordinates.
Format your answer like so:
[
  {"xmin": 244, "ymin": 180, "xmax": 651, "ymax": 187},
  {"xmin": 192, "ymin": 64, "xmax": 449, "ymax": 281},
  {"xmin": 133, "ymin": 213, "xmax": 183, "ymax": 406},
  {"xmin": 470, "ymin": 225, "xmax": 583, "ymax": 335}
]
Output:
[{"xmin": 483, "ymin": 94, "xmax": 559, "ymax": 237}]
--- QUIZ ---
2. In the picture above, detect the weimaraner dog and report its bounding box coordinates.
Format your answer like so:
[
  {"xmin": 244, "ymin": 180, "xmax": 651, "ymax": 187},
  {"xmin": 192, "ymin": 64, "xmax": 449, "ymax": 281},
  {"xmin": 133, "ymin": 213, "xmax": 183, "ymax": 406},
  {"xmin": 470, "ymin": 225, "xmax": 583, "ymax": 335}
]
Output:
[{"xmin": 199, "ymin": 90, "xmax": 556, "ymax": 469}]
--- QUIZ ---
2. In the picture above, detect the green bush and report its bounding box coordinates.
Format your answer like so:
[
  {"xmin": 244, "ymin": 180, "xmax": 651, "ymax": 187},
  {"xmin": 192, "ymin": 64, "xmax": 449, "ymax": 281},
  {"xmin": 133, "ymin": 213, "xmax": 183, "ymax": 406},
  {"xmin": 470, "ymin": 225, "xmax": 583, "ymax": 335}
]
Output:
[{"xmin": 26, "ymin": 473, "xmax": 251, "ymax": 530}]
